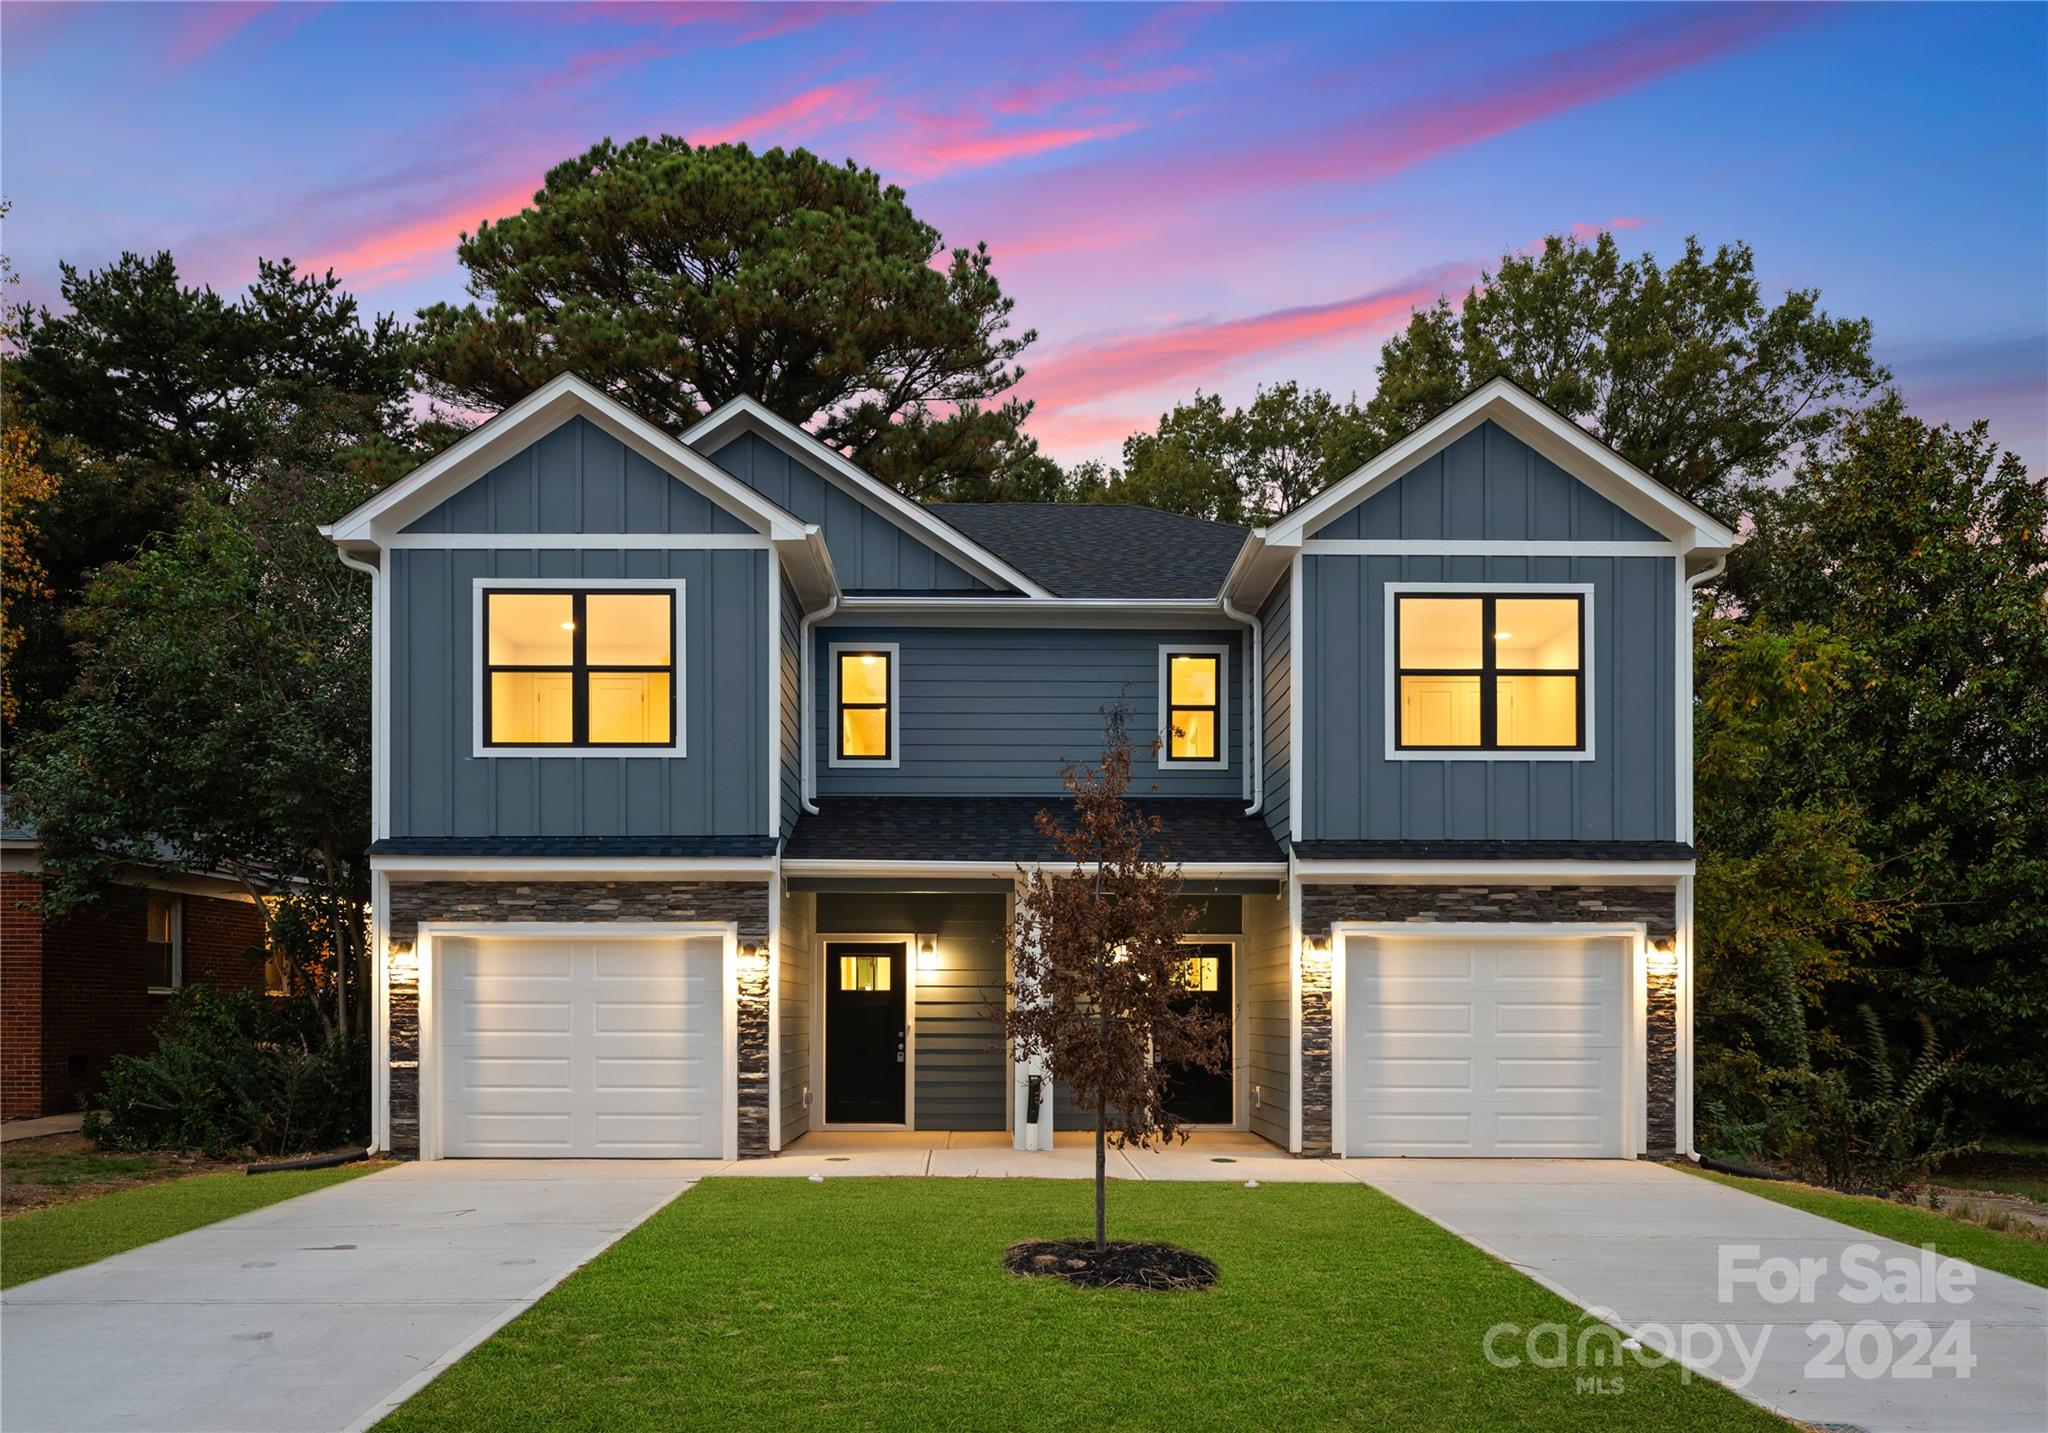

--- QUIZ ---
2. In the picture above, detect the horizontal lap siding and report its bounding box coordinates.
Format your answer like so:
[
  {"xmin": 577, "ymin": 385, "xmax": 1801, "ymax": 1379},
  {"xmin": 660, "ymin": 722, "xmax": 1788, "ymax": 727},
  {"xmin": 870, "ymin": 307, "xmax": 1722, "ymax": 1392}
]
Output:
[
  {"xmin": 1260, "ymin": 574, "xmax": 1291, "ymax": 843},
  {"xmin": 402, "ymin": 417, "xmax": 753, "ymax": 535},
  {"xmin": 778, "ymin": 575, "xmax": 802, "ymax": 836},
  {"xmin": 1244, "ymin": 887, "xmax": 1292, "ymax": 1148},
  {"xmin": 709, "ymin": 433, "xmax": 989, "ymax": 592},
  {"xmin": 1303, "ymin": 552, "xmax": 1675, "ymax": 840},
  {"xmin": 778, "ymin": 888, "xmax": 813, "ymax": 1147},
  {"xmin": 817, "ymin": 893, "xmax": 1006, "ymax": 1132},
  {"xmin": 815, "ymin": 627, "xmax": 1244, "ymax": 797},
  {"xmin": 391, "ymin": 547, "xmax": 769, "ymax": 838}
]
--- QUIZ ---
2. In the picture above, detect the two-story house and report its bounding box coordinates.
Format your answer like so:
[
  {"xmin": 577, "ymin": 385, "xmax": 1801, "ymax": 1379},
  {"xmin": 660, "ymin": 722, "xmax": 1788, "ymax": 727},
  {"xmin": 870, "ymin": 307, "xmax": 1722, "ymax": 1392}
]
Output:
[{"xmin": 324, "ymin": 373, "xmax": 1734, "ymax": 1164}]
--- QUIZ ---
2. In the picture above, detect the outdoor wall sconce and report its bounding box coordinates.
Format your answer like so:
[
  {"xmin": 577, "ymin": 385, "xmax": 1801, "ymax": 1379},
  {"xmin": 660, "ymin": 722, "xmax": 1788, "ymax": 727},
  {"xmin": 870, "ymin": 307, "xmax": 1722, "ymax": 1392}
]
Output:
[
  {"xmin": 1646, "ymin": 938, "xmax": 1678, "ymax": 975},
  {"xmin": 739, "ymin": 939, "xmax": 770, "ymax": 965},
  {"xmin": 1301, "ymin": 934, "xmax": 1331, "ymax": 963},
  {"xmin": 917, "ymin": 934, "xmax": 938, "ymax": 972}
]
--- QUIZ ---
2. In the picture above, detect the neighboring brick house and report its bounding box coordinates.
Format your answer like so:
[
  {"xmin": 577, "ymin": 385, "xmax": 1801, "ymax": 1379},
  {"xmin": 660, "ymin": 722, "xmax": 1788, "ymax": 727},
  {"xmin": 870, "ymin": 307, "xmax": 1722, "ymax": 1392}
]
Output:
[{"xmin": 1, "ymin": 797, "xmax": 270, "ymax": 1119}]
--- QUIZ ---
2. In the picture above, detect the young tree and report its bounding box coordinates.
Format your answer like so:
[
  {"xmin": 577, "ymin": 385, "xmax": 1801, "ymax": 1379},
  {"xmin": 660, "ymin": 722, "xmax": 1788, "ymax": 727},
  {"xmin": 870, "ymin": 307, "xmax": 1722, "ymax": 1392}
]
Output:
[
  {"xmin": 1003, "ymin": 711, "xmax": 1229, "ymax": 1251},
  {"xmin": 1365, "ymin": 233, "xmax": 1889, "ymax": 523},
  {"xmin": 412, "ymin": 136, "xmax": 1046, "ymax": 500}
]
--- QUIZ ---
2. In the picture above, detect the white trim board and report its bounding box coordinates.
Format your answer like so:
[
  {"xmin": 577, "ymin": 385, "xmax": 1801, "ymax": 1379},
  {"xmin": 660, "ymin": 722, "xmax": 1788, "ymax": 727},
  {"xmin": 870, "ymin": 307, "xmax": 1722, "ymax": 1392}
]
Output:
[
  {"xmin": 386, "ymin": 533, "xmax": 770, "ymax": 551},
  {"xmin": 1382, "ymin": 580, "xmax": 1596, "ymax": 764},
  {"xmin": 826, "ymin": 640, "xmax": 901, "ymax": 770},
  {"xmin": 814, "ymin": 933, "xmax": 917, "ymax": 1131},
  {"xmin": 1327, "ymin": 921, "xmax": 1648, "ymax": 1160},
  {"xmin": 683, "ymin": 395, "xmax": 1053, "ymax": 597},
  {"xmin": 1294, "ymin": 861, "xmax": 1691, "ymax": 883},
  {"xmin": 413, "ymin": 920, "xmax": 741, "ymax": 1163},
  {"xmin": 372, "ymin": 856, "xmax": 775, "ymax": 878},
  {"xmin": 1156, "ymin": 642, "xmax": 1231, "ymax": 772},
  {"xmin": 1265, "ymin": 378, "xmax": 1738, "ymax": 552},
  {"xmin": 469, "ymin": 577, "xmax": 689, "ymax": 760},
  {"xmin": 327, "ymin": 373, "xmax": 808, "ymax": 545}
]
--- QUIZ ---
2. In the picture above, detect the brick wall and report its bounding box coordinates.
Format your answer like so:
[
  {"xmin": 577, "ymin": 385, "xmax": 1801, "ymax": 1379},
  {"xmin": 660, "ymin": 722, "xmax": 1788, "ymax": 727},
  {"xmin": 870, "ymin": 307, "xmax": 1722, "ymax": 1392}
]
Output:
[
  {"xmin": 1297, "ymin": 882, "xmax": 1679, "ymax": 1158},
  {"xmin": 3, "ymin": 873, "xmax": 47, "ymax": 1118},
  {"xmin": 3, "ymin": 875, "xmax": 266, "ymax": 1118},
  {"xmin": 383, "ymin": 880, "xmax": 771, "ymax": 1158}
]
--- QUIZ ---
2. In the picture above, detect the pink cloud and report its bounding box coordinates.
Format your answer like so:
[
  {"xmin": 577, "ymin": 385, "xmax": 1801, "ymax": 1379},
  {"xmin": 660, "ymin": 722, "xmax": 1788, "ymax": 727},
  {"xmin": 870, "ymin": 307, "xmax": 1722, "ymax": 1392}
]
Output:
[
  {"xmin": 301, "ymin": 180, "xmax": 537, "ymax": 289},
  {"xmin": 692, "ymin": 80, "xmax": 882, "ymax": 147},
  {"xmin": 991, "ymin": 61, "xmax": 1208, "ymax": 118},
  {"xmin": 1569, "ymin": 216, "xmax": 1647, "ymax": 242},
  {"xmin": 165, "ymin": 1, "xmax": 275, "ymax": 71},
  {"xmin": 892, "ymin": 116, "xmax": 1141, "ymax": 180},
  {"xmin": 1020, "ymin": 268, "xmax": 1469, "ymax": 415}
]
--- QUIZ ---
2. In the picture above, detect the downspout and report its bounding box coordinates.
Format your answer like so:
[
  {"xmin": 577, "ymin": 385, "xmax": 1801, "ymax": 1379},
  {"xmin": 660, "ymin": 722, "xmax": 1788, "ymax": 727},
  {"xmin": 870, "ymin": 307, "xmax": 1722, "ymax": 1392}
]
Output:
[
  {"xmin": 332, "ymin": 545, "xmax": 380, "ymax": 1068},
  {"xmin": 798, "ymin": 594, "xmax": 840, "ymax": 816},
  {"xmin": 1220, "ymin": 595, "xmax": 1263, "ymax": 817},
  {"xmin": 1678, "ymin": 552, "xmax": 1724, "ymax": 1161}
]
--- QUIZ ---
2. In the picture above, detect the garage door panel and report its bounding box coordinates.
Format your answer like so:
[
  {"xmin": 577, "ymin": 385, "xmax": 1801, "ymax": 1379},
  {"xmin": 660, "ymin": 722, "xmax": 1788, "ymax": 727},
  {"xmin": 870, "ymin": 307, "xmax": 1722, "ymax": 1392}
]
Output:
[
  {"xmin": 1345, "ymin": 936, "xmax": 1629, "ymax": 1158},
  {"xmin": 1492, "ymin": 1000, "xmax": 1612, "ymax": 1037},
  {"xmin": 437, "ymin": 935, "xmax": 725, "ymax": 1158}
]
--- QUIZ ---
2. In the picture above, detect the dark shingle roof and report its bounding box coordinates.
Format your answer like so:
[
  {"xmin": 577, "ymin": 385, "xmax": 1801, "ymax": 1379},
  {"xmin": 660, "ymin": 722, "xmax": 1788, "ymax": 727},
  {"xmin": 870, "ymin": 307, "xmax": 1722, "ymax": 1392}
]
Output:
[
  {"xmin": 927, "ymin": 504, "xmax": 1246, "ymax": 599},
  {"xmin": 368, "ymin": 836, "xmax": 778, "ymax": 858},
  {"xmin": 1291, "ymin": 839, "xmax": 1696, "ymax": 862},
  {"xmin": 785, "ymin": 797, "xmax": 1284, "ymax": 864}
]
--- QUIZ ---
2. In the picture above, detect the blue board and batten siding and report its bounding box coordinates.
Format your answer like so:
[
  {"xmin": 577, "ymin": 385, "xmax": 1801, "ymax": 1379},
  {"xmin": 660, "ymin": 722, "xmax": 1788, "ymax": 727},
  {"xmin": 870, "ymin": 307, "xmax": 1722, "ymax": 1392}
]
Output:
[
  {"xmin": 402, "ymin": 417, "xmax": 756, "ymax": 535},
  {"xmin": 1299, "ymin": 420, "xmax": 1677, "ymax": 843},
  {"xmin": 388, "ymin": 415, "xmax": 774, "ymax": 839},
  {"xmin": 778, "ymin": 574, "xmax": 803, "ymax": 836},
  {"xmin": 813, "ymin": 627, "xmax": 1243, "ymax": 798},
  {"xmin": 1310, "ymin": 420, "xmax": 1665, "ymax": 542},
  {"xmin": 708, "ymin": 432, "xmax": 992, "ymax": 592}
]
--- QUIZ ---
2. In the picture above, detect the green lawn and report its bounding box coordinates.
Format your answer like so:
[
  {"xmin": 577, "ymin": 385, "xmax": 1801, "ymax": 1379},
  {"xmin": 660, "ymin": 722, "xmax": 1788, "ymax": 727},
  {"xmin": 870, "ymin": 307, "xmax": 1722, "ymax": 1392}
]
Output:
[
  {"xmin": 1683, "ymin": 1167, "xmax": 2048, "ymax": 1289},
  {"xmin": 380, "ymin": 1178, "xmax": 1785, "ymax": 1432},
  {"xmin": 1, "ymin": 1163, "xmax": 386, "ymax": 1289}
]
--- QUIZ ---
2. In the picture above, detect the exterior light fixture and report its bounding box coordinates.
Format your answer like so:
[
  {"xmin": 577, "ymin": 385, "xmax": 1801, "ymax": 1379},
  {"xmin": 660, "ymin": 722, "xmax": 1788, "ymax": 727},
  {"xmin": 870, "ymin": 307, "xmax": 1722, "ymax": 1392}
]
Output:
[
  {"xmin": 1646, "ymin": 938, "xmax": 1678, "ymax": 975},
  {"xmin": 917, "ymin": 934, "xmax": 938, "ymax": 972},
  {"xmin": 1301, "ymin": 934, "xmax": 1331, "ymax": 962},
  {"xmin": 739, "ymin": 939, "xmax": 770, "ymax": 965}
]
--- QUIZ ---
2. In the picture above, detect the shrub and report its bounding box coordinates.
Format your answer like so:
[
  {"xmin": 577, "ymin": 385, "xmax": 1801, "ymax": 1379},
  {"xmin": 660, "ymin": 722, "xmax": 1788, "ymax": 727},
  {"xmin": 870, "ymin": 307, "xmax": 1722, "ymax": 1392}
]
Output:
[
  {"xmin": 1698, "ymin": 971, "xmax": 1974, "ymax": 1195},
  {"xmin": 84, "ymin": 987, "xmax": 367, "ymax": 1158}
]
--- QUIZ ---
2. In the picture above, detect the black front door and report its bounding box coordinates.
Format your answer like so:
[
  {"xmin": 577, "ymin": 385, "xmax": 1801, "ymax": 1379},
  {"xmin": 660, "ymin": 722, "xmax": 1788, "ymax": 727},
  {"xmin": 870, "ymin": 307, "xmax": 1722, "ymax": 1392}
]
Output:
[
  {"xmin": 1162, "ymin": 943, "xmax": 1234, "ymax": 1125},
  {"xmin": 824, "ymin": 942, "xmax": 907, "ymax": 1124}
]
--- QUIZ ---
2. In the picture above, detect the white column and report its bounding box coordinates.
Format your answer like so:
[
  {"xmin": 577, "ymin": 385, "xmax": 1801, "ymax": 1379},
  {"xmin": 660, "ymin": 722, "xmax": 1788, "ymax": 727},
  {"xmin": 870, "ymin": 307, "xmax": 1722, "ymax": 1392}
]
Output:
[{"xmin": 1011, "ymin": 879, "xmax": 1054, "ymax": 1152}]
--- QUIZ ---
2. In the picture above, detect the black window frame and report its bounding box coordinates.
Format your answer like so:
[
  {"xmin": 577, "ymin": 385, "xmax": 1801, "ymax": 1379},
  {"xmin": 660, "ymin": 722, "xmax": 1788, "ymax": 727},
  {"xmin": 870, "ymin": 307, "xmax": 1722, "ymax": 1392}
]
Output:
[
  {"xmin": 1163, "ymin": 649, "xmax": 1224, "ymax": 764},
  {"xmin": 1393, "ymin": 592, "xmax": 1585, "ymax": 752},
  {"xmin": 834, "ymin": 648, "xmax": 894, "ymax": 763},
  {"xmin": 482, "ymin": 588, "xmax": 677, "ymax": 749}
]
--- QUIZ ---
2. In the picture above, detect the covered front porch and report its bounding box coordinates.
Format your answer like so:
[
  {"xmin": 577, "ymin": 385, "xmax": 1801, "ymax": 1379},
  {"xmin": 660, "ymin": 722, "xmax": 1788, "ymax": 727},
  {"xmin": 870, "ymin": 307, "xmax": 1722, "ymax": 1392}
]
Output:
[
  {"xmin": 736, "ymin": 1128, "xmax": 1342, "ymax": 1180},
  {"xmin": 771, "ymin": 878, "xmax": 1297, "ymax": 1157}
]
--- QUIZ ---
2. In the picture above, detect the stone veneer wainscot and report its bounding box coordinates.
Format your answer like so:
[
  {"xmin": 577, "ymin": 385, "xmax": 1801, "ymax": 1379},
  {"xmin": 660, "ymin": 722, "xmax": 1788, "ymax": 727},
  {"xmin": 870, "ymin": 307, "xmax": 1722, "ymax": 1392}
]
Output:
[
  {"xmin": 1294, "ymin": 884, "xmax": 1679, "ymax": 1159},
  {"xmin": 383, "ymin": 881, "xmax": 772, "ymax": 1158}
]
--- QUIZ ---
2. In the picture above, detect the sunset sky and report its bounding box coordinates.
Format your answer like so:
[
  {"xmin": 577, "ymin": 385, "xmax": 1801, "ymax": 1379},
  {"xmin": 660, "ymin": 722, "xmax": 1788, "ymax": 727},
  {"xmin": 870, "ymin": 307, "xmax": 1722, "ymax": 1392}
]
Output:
[{"xmin": 4, "ymin": 1, "xmax": 2044, "ymax": 468}]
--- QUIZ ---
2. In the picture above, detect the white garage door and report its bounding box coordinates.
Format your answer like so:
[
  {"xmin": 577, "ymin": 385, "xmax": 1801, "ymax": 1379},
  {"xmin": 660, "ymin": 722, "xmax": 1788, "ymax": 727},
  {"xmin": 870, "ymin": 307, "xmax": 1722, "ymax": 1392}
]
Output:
[
  {"xmin": 436, "ymin": 935, "xmax": 725, "ymax": 1158},
  {"xmin": 1343, "ymin": 936, "xmax": 1627, "ymax": 1157}
]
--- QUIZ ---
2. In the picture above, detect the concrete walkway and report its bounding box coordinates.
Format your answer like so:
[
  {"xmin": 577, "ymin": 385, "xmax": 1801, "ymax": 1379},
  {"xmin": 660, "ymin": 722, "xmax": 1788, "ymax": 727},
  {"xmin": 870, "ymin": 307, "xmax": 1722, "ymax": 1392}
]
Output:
[
  {"xmin": 728, "ymin": 1129, "xmax": 1363, "ymax": 1182},
  {"xmin": 0, "ymin": 1112, "xmax": 85, "ymax": 1142},
  {"xmin": 1351, "ymin": 1159, "xmax": 2048, "ymax": 1433},
  {"xmin": 1, "ymin": 1160, "xmax": 702, "ymax": 1433}
]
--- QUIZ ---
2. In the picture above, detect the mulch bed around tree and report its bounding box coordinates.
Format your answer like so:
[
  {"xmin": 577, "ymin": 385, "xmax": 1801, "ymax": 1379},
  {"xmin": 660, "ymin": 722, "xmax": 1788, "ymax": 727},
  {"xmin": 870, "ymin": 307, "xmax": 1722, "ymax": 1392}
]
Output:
[{"xmin": 1004, "ymin": 1238, "xmax": 1218, "ymax": 1291}]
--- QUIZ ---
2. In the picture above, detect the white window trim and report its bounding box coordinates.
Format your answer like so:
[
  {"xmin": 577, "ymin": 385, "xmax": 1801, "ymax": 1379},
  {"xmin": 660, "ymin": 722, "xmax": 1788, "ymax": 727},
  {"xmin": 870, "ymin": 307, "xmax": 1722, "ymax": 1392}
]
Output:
[
  {"xmin": 470, "ymin": 577, "xmax": 688, "ymax": 759},
  {"xmin": 1157, "ymin": 643, "xmax": 1231, "ymax": 771},
  {"xmin": 1381, "ymin": 581, "xmax": 1595, "ymax": 763},
  {"xmin": 146, "ymin": 892, "xmax": 183, "ymax": 994},
  {"xmin": 827, "ymin": 641, "xmax": 901, "ymax": 770}
]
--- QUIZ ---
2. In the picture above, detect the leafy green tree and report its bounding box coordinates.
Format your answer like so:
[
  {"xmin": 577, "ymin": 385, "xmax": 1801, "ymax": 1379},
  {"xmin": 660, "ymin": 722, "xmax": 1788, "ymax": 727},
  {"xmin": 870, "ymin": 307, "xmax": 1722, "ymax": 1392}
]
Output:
[
  {"xmin": 11, "ymin": 461, "xmax": 376, "ymax": 1048},
  {"xmin": 4, "ymin": 253, "xmax": 414, "ymax": 729},
  {"xmin": 1721, "ymin": 397, "xmax": 2048, "ymax": 1120},
  {"xmin": 1366, "ymin": 233, "xmax": 1889, "ymax": 522},
  {"xmin": 1081, "ymin": 382, "xmax": 1380, "ymax": 523},
  {"xmin": 413, "ymin": 136, "xmax": 1044, "ymax": 500}
]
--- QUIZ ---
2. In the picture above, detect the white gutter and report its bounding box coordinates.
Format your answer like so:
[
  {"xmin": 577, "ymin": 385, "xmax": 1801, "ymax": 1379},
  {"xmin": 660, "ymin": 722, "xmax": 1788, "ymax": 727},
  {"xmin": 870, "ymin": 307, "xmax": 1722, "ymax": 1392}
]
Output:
[
  {"xmin": 799, "ymin": 593, "xmax": 841, "ymax": 815},
  {"xmin": 833, "ymin": 596, "xmax": 1223, "ymax": 616},
  {"xmin": 1220, "ymin": 593, "xmax": 1263, "ymax": 817}
]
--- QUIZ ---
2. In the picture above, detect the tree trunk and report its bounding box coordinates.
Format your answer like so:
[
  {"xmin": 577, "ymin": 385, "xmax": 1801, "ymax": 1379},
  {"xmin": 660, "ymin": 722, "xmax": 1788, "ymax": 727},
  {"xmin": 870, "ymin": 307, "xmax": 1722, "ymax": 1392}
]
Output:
[{"xmin": 1095, "ymin": 1087, "xmax": 1107, "ymax": 1253}]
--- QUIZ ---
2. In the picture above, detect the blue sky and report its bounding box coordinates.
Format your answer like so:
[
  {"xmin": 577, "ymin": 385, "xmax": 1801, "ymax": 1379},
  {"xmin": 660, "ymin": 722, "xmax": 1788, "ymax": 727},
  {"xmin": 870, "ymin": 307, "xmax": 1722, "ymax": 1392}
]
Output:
[{"xmin": 3, "ymin": 1, "xmax": 2043, "ymax": 467}]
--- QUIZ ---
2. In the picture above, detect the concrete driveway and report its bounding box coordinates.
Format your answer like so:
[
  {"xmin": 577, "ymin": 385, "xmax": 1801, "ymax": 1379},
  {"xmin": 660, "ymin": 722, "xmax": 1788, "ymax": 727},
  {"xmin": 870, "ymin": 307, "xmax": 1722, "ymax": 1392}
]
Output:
[
  {"xmin": 1, "ymin": 1160, "xmax": 706, "ymax": 1433},
  {"xmin": 1352, "ymin": 1159, "xmax": 2048, "ymax": 1433}
]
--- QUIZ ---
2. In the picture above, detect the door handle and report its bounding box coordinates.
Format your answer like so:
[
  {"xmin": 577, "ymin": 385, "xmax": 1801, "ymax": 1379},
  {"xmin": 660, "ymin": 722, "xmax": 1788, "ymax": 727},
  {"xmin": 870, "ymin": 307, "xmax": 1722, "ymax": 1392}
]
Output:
[{"xmin": 897, "ymin": 1030, "xmax": 906, "ymax": 1063}]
